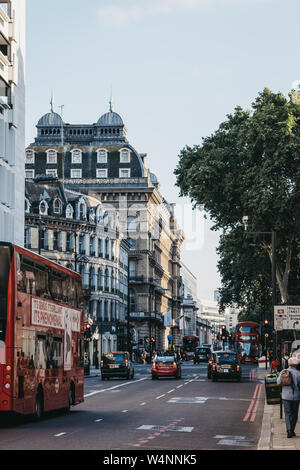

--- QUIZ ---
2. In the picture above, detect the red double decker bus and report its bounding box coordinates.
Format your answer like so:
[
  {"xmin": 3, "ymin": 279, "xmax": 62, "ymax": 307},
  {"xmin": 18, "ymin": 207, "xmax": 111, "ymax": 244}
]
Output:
[
  {"xmin": 235, "ymin": 321, "xmax": 260, "ymax": 363},
  {"xmin": 0, "ymin": 243, "xmax": 85, "ymax": 419},
  {"xmin": 182, "ymin": 335, "xmax": 199, "ymax": 361}
]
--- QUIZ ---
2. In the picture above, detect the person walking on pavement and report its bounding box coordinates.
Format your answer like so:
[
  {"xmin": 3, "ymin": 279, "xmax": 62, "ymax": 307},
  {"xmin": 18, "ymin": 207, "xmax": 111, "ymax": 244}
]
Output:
[{"xmin": 277, "ymin": 357, "xmax": 300, "ymax": 438}]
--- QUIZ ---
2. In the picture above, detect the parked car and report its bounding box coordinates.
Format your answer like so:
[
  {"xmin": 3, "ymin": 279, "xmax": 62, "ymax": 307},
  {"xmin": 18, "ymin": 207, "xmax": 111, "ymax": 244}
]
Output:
[
  {"xmin": 194, "ymin": 346, "xmax": 211, "ymax": 364},
  {"xmin": 152, "ymin": 356, "xmax": 181, "ymax": 380},
  {"xmin": 101, "ymin": 352, "xmax": 134, "ymax": 380},
  {"xmin": 209, "ymin": 351, "xmax": 242, "ymax": 382}
]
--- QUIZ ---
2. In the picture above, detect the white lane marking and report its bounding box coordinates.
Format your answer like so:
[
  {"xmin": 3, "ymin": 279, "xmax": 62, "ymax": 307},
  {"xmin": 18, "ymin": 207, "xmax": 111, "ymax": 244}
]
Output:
[
  {"xmin": 138, "ymin": 425, "xmax": 194, "ymax": 433},
  {"xmin": 156, "ymin": 394, "xmax": 166, "ymax": 400},
  {"xmin": 122, "ymin": 410, "xmax": 128, "ymax": 413},
  {"xmin": 140, "ymin": 402, "xmax": 146, "ymax": 406},
  {"xmin": 84, "ymin": 377, "xmax": 147, "ymax": 398},
  {"xmin": 214, "ymin": 435, "xmax": 253, "ymax": 447},
  {"xmin": 94, "ymin": 419, "xmax": 103, "ymax": 422},
  {"xmin": 176, "ymin": 385, "xmax": 183, "ymax": 388},
  {"xmin": 167, "ymin": 389, "xmax": 175, "ymax": 394},
  {"xmin": 168, "ymin": 397, "xmax": 207, "ymax": 404},
  {"xmin": 54, "ymin": 432, "xmax": 66, "ymax": 437}
]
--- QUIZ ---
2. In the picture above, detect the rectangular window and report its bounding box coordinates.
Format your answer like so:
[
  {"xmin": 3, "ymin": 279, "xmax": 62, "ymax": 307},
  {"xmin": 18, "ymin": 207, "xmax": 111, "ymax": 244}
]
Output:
[
  {"xmin": 119, "ymin": 169, "xmax": 130, "ymax": 178},
  {"xmin": 46, "ymin": 169, "xmax": 57, "ymax": 177},
  {"xmin": 25, "ymin": 169, "xmax": 35, "ymax": 179},
  {"xmin": 97, "ymin": 169, "xmax": 107, "ymax": 178},
  {"xmin": 71, "ymin": 169, "xmax": 82, "ymax": 179}
]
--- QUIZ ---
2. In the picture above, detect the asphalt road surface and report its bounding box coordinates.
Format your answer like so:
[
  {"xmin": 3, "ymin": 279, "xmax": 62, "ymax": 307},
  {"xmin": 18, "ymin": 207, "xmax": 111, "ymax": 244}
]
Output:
[{"xmin": 0, "ymin": 362, "xmax": 264, "ymax": 451}]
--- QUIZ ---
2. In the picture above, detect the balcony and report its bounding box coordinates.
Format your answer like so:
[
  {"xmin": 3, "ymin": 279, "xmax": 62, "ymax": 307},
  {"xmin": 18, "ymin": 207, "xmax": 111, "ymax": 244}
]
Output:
[
  {"xmin": 0, "ymin": 7, "xmax": 9, "ymax": 46},
  {"xmin": 0, "ymin": 49, "xmax": 9, "ymax": 84},
  {"xmin": 129, "ymin": 311, "xmax": 163, "ymax": 322}
]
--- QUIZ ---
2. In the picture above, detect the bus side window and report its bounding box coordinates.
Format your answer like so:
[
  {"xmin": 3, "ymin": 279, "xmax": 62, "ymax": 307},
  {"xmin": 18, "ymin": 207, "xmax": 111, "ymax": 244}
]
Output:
[
  {"xmin": 49, "ymin": 269, "xmax": 64, "ymax": 303},
  {"xmin": 22, "ymin": 330, "xmax": 36, "ymax": 369}
]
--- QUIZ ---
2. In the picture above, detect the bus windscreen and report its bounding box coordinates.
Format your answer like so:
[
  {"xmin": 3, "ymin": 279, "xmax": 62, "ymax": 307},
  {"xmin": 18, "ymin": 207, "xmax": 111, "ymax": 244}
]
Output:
[{"xmin": 0, "ymin": 245, "xmax": 13, "ymax": 343}]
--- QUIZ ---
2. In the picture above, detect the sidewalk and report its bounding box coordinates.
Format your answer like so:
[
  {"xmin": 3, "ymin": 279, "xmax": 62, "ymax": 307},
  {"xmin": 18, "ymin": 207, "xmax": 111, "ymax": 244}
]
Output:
[{"xmin": 257, "ymin": 367, "xmax": 300, "ymax": 450}]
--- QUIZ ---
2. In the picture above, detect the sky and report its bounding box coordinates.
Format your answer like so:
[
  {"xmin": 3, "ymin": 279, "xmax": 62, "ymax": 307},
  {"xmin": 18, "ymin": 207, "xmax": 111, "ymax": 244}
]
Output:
[{"xmin": 26, "ymin": 0, "xmax": 300, "ymax": 300}]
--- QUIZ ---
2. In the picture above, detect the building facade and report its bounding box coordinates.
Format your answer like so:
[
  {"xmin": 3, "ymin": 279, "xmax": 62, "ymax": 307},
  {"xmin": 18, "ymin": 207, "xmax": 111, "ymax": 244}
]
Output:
[
  {"xmin": 24, "ymin": 176, "xmax": 130, "ymax": 365},
  {"xmin": 26, "ymin": 105, "xmax": 185, "ymax": 354},
  {"xmin": 0, "ymin": 0, "xmax": 25, "ymax": 245}
]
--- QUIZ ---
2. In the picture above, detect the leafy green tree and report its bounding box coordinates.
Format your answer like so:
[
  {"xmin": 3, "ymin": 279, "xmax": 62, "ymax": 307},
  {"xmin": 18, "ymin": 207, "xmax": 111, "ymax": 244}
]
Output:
[{"xmin": 174, "ymin": 88, "xmax": 300, "ymax": 312}]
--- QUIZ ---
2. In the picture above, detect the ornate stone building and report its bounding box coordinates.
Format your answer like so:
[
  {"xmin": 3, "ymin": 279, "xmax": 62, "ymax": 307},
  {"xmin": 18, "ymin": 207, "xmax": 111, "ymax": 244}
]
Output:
[
  {"xmin": 24, "ymin": 176, "xmax": 130, "ymax": 365},
  {"xmin": 25, "ymin": 104, "xmax": 185, "ymax": 354}
]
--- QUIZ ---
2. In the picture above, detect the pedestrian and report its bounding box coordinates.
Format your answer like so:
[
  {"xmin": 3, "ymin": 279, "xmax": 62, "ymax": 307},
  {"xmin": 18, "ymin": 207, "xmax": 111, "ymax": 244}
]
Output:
[
  {"xmin": 282, "ymin": 352, "xmax": 290, "ymax": 370},
  {"xmin": 277, "ymin": 357, "xmax": 300, "ymax": 438}
]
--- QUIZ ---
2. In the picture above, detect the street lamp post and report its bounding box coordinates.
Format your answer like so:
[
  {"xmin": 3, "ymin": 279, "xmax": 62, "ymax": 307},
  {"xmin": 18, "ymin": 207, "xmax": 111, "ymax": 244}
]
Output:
[{"xmin": 242, "ymin": 217, "xmax": 278, "ymax": 362}]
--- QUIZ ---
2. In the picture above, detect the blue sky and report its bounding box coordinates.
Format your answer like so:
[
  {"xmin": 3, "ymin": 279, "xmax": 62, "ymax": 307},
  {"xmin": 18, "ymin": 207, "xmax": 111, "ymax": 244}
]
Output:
[{"xmin": 26, "ymin": 0, "xmax": 300, "ymax": 299}]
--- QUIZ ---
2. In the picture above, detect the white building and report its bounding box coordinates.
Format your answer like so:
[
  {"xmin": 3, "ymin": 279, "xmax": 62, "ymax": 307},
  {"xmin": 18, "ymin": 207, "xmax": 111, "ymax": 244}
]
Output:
[
  {"xmin": 198, "ymin": 298, "xmax": 225, "ymax": 335},
  {"xmin": 0, "ymin": 0, "xmax": 25, "ymax": 245}
]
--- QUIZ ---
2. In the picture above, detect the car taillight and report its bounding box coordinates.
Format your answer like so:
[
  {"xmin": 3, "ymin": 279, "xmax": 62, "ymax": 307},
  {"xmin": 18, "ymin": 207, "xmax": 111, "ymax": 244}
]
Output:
[
  {"xmin": 152, "ymin": 362, "xmax": 157, "ymax": 369},
  {"xmin": 100, "ymin": 360, "xmax": 103, "ymax": 368},
  {"xmin": 212, "ymin": 365, "xmax": 216, "ymax": 370},
  {"xmin": 173, "ymin": 362, "xmax": 176, "ymax": 367},
  {"xmin": 237, "ymin": 365, "xmax": 240, "ymax": 371},
  {"xmin": 125, "ymin": 360, "xmax": 129, "ymax": 367}
]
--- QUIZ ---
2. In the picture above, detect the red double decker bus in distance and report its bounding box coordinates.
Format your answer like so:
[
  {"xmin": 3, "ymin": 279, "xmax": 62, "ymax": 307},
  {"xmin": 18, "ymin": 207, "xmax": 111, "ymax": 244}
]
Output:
[
  {"xmin": 182, "ymin": 335, "xmax": 199, "ymax": 361},
  {"xmin": 0, "ymin": 243, "xmax": 85, "ymax": 419},
  {"xmin": 235, "ymin": 322, "xmax": 260, "ymax": 363}
]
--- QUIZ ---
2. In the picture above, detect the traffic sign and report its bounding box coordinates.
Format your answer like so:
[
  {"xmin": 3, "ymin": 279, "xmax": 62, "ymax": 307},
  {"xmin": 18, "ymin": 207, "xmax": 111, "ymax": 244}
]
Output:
[{"xmin": 274, "ymin": 306, "xmax": 300, "ymax": 331}]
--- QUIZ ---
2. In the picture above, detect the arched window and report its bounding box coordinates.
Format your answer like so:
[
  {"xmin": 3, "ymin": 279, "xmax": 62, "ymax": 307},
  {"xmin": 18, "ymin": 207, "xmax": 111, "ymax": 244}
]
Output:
[
  {"xmin": 53, "ymin": 198, "xmax": 62, "ymax": 215},
  {"xmin": 46, "ymin": 149, "xmax": 58, "ymax": 164},
  {"xmin": 71, "ymin": 149, "xmax": 82, "ymax": 164},
  {"xmin": 25, "ymin": 149, "xmax": 35, "ymax": 164},
  {"xmin": 120, "ymin": 148, "xmax": 130, "ymax": 163},
  {"xmin": 66, "ymin": 204, "xmax": 74, "ymax": 219},
  {"xmin": 97, "ymin": 148, "xmax": 108, "ymax": 164},
  {"xmin": 77, "ymin": 198, "xmax": 87, "ymax": 219},
  {"xmin": 25, "ymin": 198, "xmax": 31, "ymax": 214},
  {"xmin": 39, "ymin": 200, "xmax": 48, "ymax": 215}
]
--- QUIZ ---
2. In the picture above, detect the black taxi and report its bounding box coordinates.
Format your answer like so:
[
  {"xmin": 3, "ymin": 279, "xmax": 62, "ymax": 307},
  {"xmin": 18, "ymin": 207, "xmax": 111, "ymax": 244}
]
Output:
[{"xmin": 209, "ymin": 351, "xmax": 242, "ymax": 382}]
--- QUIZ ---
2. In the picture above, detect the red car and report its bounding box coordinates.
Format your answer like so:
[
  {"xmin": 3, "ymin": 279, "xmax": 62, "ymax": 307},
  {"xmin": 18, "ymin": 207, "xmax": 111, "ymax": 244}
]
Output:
[{"xmin": 152, "ymin": 356, "xmax": 181, "ymax": 380}]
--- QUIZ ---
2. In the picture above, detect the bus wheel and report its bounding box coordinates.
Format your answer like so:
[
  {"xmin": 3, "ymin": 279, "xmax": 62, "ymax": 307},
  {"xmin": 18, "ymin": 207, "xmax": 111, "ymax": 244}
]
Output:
[
  {"xmin": 66, "ymin": 384, "xmax": 75, "ymax": 412},
  {"xmin": 34, "ymin": 389, "xmax": 44, "ymax": 420}
]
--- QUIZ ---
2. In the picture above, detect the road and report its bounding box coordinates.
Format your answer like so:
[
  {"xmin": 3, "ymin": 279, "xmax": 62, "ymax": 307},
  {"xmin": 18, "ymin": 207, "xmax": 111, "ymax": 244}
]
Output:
[{"xmin": 0, "ymin": 362, "xmax": 264, "ymax": 451}]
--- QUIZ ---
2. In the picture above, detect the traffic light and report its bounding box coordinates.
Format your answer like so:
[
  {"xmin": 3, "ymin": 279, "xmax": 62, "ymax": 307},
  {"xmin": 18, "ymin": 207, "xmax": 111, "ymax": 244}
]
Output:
[{"xmin": 84, "ymin": 324, "xmax": 92, "ymax": 340}]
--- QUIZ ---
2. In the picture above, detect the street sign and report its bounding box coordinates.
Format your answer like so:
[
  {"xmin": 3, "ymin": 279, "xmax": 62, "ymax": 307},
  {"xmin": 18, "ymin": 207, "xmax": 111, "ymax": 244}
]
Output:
[{"xmin": 274, "ymin": 306, "xmax": 300, "ymax": 331}]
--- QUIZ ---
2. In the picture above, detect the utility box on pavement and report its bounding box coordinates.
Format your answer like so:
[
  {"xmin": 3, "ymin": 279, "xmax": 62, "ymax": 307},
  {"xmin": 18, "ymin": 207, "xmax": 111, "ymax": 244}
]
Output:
[{"xmin": 265, "ymin": 373, "xmax": 281, "ymax": 405}]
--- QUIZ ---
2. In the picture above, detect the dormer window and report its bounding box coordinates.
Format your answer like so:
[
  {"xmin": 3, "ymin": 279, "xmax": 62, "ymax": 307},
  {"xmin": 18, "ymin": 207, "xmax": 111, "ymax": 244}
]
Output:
[
  {"xmin": 25, "ymin": 198, "xmax": 31, "ymax": 214},
  {"xmin": 71, "ymin": 149, "xmax": 82, "ymax": 164},
  {"xmin": 53, "ymin": 198, "xmax": 62, "ymax": 215},
  {"xmin": 25, "ymin": 149, "xmax": 35, "ymax": 164},
  {"xmin": 97, "ymin": 149, "xmax": 108, "ymax": 164},
  {"xmin": 46, "ymin": 149, "xmax": 58, "ymax": 164},
  {"xmin": 39, "ymin": 200, "xmax": 48, "ymax": 216},
  {"xmin": 66, "ymin": 204, "xmax": 74, "ymax": 219},
  {"xmin": 120, "ymin": 148, "xmax": 130, "ymax": 163},
  {"xmin": 77, "ymin": 197, "xmax": 87, "ymax": 220}
]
